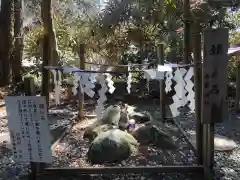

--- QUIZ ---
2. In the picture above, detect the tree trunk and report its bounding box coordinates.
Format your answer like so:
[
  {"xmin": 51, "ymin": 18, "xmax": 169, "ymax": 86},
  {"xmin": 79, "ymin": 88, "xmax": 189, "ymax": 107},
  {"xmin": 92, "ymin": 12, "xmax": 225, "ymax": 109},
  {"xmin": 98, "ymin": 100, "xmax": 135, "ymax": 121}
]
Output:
[
  {"xmin": 168, "ymin": 36, "xmax": 177, "ymax": 63},
  {"xmin": 41, "ymin": 0, "xmax": 60, "ymax": 66},
  {"xmin": 0, "ymin": 0, "xmax": 13, "ymax": 86},
  {"xmin": 183, "ymin": 0, "xmax": 191, "ymax": 64},
  {"xmin": 12, "ymin": 0, "xmax": 24, "ymax": 84}
]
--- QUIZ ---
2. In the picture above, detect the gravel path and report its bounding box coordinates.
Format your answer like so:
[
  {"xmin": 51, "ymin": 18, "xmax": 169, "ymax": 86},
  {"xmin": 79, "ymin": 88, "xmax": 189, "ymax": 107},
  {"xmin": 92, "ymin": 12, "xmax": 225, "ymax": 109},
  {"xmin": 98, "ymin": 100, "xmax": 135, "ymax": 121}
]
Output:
[{"xmin": 178, "ymin": 109, "xmax": 240, "ymax": 180}]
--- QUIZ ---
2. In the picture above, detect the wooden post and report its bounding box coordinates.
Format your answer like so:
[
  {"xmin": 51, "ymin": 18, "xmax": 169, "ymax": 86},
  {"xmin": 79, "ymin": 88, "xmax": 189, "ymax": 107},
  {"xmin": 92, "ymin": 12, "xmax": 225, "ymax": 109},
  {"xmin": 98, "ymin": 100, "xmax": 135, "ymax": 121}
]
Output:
[
  {"xmin": 41, "ymin": 35, "xmax": 50, "ymax": 109},
  {"xmin": 67, "ymin": 85, "xmax": 73, "ymax": 100},
  {"xmin": 202, "ymin": 123, "xmax": 215, "ymax": 180},
  {"xmin": 24, "ymin": 77, "xmax": 36, "ymax": 96},
  {"xmin": 202, "ymin": 28, "xmax": 229, "ymax": 180},
  {"xmin": 24, "ymin": 77, "xmax": 40, "ymax": 180},
  {"xmin": 193, "ymin": 21, "xmax": 203, "ymax": 165},
  {"xmin": 183, "ymin": 0, "xmax": 191, "ymax": 64},
  {"xmin": 157, "ymin": 44, "xmax": 165, "ymax": 119},
  {"xmin": 40, "ymin": 35, "xmax": 50, "ymax": 173},
  {"xmin": 78, "ymin": 44, "xmax": 85, "ymax": 120}
]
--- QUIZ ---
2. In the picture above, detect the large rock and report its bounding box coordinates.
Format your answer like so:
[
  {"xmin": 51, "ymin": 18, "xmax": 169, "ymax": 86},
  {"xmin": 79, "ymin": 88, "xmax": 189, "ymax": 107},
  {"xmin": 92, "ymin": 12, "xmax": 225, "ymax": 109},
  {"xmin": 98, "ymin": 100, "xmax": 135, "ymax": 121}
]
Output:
[
  {"xmin": 101, "ymin": 105, "xmax": 121, "ymax": 126},
  {"xmin": 133, "ymin": 124, "xmax": 177, "ymax": 150},
  {"xmin": 87, "ymin": 129, "xmax": 138, "ymax": 164},
  {"xmin": 83, "ymin": 105, "xmax": 127, "ymax": 141},
  {"xmin": 83, "ymin": 124, "xmax": 117, "ymax": 142},
  {"xmin": 129, "ymin": 111, "xmax": 152, "ymax": 123}
]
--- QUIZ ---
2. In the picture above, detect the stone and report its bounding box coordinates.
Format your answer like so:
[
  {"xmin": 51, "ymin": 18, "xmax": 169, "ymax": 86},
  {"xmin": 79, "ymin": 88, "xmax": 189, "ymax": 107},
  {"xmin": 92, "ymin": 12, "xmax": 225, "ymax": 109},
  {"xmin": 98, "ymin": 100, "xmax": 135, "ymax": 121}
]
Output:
[
  {"xmin": 83, "ymin": 124, "xmax": 117, "ymax": 142},
  {"xmin": 214, "ymin": 135, "xmax": 237, "ymax": 152},
  {"xmin": 189, "ymin": 133, "xmax": 237, "ymax": 152},
  {"xmin": 87, "ymin": 129, "xmax": 138, "ymax": 164},
  {"xmin": 101, "ymin": 105, "xmax": 121, "ymax": 126},
  {"xmin": 119, "ymin": 110, "xmax": 130, "ymax": 130},
  {"xmin": 132, "ymin": 124, "xmax": 177, "ymax": 150},
  {"xmin": 83, "ymin": 104, "xmax": 126, "ymax": 141},
  {"xmin": 129, "ymin": 111, "xmax": 152, "ymax": 123},
  {"xmin": 0, "ymin": 132, "xmax": 11, "ymax": 149}
]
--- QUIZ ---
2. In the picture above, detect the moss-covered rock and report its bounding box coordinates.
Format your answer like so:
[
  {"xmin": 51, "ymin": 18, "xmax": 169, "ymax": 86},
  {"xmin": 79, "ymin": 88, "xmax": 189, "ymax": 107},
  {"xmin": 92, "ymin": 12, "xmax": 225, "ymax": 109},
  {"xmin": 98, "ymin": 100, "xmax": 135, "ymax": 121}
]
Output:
[
  {"xmin": 133, "ymin": 124, "xmax": 177, "ymax": 150},
  {"xmin": 87, "ymin": 129, "xmax": 138, "ymax": 164},
  {"xmin": 83, "ymin": 124, "xmax": 117, "ymax": 142},
  {"xmin": 101, "ymin": 105, "xmax": 121, "ymax": 126}
]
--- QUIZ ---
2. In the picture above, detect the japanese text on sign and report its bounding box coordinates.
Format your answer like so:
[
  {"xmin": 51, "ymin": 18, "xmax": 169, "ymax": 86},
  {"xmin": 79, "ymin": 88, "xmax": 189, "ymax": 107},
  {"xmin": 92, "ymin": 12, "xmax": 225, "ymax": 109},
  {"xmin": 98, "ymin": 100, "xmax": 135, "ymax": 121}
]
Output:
[
  {"xmin": 5, "ymin": 96, "xmax": 52, "ymax": 163},
  {"xmin": 202, "ymin": 28, "xmax": 229, "ymax": 124},
  {"xmin": 209, "ymin": 44, "xmax": 222, "ymax": 55}
]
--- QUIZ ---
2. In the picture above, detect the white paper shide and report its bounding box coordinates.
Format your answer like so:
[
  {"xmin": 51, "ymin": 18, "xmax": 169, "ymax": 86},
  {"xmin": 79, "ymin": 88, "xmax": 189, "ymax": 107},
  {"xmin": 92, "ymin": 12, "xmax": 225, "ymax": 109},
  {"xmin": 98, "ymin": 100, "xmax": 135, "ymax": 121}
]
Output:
[
  {"xmin": 105, "ymin": 68, "xmax": 116, "ymax": 94},
  {"xmin": 50, "ymin": 69, "xmax": 62, "ymax": 105},
  {"xmin": 127, "ymin": 64, "xmax": 132, "ymax": 94},
  {"xmin": 5, "ymin": 96, "xmax": 52, "ymax": 163},
  {"xmin": 169, "ymin": 68, "xmax": 187, "ymax": 117},
  {"xmin": 62, "ymin": 67, "xmax": 96, "ymax": 98},
  {"xmin": 184, "ymin": 67, "xmax": 195, "ymax": 112},
  {"xmin": 95, "ymin": 74, "xmax": 108, "ymax": 120},
  {"xmin": 167, "ymin": 67, "xmax": 195, "ymax": 117},
  {"xmin": 165, "ymin": 70, "xmax": 173, "ymax": 93}
]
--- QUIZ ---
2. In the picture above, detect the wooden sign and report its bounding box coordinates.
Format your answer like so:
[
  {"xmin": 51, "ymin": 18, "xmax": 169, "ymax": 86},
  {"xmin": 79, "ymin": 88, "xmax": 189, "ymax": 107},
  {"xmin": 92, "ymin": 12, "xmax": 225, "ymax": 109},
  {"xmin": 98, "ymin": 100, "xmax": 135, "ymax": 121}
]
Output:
[
  {"xmin": 5, "ymin": 96, "xmax": 52, "ymax": 163},
  {"xmin": 202, "ymin": 28, "xmax": 229, "ymax": 124}
]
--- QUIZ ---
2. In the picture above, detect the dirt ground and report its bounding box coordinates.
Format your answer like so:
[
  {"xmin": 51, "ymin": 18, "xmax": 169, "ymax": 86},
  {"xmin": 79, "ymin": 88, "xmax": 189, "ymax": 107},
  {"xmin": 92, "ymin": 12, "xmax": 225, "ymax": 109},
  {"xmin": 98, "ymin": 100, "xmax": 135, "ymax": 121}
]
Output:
[{"xmin": 0, "ymin": 85, "xmax": 239, "ymax": 180}]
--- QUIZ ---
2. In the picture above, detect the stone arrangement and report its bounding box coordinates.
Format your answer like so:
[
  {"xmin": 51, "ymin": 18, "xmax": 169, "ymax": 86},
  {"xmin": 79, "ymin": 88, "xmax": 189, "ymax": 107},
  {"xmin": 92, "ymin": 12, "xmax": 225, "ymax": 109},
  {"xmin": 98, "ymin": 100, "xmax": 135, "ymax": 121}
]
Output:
[{"xmin": 83, "ymin": 104, "xmax": 177, "ymax": 164}]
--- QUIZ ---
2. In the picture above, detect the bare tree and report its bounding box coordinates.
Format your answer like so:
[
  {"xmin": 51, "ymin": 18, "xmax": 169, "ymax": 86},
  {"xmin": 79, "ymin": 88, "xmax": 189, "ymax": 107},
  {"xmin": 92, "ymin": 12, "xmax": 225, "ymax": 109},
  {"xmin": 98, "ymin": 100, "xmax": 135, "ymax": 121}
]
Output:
[
  {"xmin": 12, "ymin": 0, "xmax": 24, "ymax": 84},
  {"xmin": 0, "ymin": 0, "xmax": 13, "ymax": 86},
  {"xmin": 41, "ymin": 0, "xmax": 60, "ymax": 66}
]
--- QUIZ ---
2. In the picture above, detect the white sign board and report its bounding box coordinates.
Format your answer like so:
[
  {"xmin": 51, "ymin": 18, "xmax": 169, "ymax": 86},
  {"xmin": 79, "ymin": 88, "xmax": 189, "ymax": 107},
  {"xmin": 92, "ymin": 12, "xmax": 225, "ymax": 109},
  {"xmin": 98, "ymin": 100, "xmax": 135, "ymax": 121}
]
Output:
[
  {"xmin": 5, "ymin": 96, "xmax": 52, "ymax": 163},
  {"xmin": 202, "ymin": 28, "xmax": 229, "ymax": 124}
]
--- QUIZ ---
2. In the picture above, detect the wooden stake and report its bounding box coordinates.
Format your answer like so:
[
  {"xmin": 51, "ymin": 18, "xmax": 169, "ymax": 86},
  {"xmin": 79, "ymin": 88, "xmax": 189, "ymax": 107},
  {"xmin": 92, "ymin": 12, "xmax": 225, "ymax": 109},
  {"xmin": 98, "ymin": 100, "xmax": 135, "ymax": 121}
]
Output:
[
  {"xmin": 24, "ymin": 77, "xmax": 36, "ymax": 96},
  {"xmin": 193, "ymin": 21, "xmax": 203, "ymax": 165},
  {"xmin": 202, "ymin": 124, "xmax": 214, "ymax": 180},
  {"xmin": 78, "ymin": 44, "xmax": 85, "ymax": 120},
  {"xmin": 183, "ymin": 0, "xmax": 191, "ymax": 64},
  {"xmin": 157, "ymin": 44, "xmax": 165, "ymax": 119},
  {"xmin": 24, "ymin": 77, "xmax": 42, "ymax": 180}
]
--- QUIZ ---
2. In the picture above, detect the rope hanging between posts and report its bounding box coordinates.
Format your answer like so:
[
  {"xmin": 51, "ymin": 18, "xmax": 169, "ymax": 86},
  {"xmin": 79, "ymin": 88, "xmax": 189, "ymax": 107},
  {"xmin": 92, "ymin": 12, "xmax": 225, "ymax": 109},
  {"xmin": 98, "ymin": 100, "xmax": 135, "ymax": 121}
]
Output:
[
  {"xmin": 44, "ymin": 62, "xmax": 196, "ymax": 119},
  {"xmin": 84, "ymin": 61, "xmax": 155, "ymax": 67}
]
